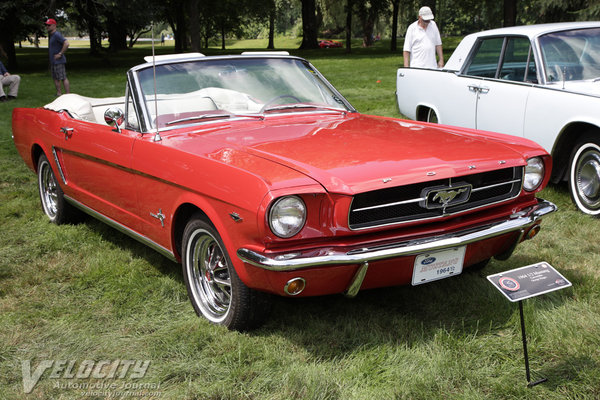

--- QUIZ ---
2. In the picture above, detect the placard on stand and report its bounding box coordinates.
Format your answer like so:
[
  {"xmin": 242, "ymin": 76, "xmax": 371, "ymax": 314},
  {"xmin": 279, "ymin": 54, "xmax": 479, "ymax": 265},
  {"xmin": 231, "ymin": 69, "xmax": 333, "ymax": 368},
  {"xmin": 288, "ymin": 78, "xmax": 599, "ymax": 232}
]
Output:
[{"xmin": 487, "ymin": 261, "xmax": 572, "ymax": 387}]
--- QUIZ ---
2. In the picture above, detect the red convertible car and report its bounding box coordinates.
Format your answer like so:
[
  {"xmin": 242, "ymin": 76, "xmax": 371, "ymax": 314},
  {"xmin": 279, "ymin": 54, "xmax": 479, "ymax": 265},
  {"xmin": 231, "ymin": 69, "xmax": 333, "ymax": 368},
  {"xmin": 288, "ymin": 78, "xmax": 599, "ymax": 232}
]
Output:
[
  {"xmin": 12, "ymin": 52, "xmax": 555, "ymax": 330},
  {"xmin": 319, "ymin": 40, "xmax": 343, "ymax": 48}
]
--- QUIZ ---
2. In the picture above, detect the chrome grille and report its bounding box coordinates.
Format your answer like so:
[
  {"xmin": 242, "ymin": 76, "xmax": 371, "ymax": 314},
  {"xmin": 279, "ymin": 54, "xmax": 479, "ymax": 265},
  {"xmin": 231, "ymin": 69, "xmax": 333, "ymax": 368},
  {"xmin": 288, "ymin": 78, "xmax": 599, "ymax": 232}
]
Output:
[{"xmin": 349, "ymin": 167, "xmax": 523, "ymax": 230}]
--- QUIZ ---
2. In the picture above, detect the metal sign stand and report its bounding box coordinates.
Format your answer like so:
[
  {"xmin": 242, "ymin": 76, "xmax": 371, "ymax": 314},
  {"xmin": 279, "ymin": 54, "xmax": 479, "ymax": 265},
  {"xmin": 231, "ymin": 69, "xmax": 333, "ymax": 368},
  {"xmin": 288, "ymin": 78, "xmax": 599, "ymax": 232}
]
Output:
[
  {"xmin": 487, "ymin": 262, "xmax": 572, "ymax": 388},
  {"xmin": 518, "ymin": 301, "xmax": 547, "ymax": 387}
]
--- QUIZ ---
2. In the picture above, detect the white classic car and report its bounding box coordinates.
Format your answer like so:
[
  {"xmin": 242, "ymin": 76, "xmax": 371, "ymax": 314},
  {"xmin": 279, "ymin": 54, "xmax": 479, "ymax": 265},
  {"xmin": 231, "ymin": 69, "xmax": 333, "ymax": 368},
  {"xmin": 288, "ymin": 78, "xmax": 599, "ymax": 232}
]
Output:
[{"xmin": 397, "ymin": 22, "xmax": 600, "ymax": 215}]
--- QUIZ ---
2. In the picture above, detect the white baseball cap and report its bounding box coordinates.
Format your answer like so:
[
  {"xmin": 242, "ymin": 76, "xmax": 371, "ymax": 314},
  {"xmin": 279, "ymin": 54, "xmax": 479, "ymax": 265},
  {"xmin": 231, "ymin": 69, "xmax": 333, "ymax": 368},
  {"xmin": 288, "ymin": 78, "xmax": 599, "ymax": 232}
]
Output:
[{"xmin": 419, "ymin": 6, "xmax": 434, "ymax": 21}]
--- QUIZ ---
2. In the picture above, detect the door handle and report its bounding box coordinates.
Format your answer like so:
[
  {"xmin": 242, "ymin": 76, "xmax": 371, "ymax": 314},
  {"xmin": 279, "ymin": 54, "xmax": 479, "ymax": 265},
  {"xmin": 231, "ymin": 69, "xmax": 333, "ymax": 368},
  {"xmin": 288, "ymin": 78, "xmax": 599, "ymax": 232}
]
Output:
[
  {"xmin": 479, "ymin": 86, "xmax": 490, "ymax": 94},
  {"xmin": 60, "ymin": 127, "xmax": 74, "ymax": 140},
  {"xmin": 468, "ymin": 85, "xmax": 480, "ymax": 93}
]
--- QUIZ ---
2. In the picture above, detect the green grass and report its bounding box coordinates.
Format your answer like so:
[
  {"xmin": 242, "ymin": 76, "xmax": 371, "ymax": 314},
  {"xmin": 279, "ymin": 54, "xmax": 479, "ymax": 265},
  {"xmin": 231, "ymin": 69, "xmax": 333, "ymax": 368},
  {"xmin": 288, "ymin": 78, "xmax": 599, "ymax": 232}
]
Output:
[{"xmin": 1, "ymin": 41, "xmax": 599, "ymax": 399}]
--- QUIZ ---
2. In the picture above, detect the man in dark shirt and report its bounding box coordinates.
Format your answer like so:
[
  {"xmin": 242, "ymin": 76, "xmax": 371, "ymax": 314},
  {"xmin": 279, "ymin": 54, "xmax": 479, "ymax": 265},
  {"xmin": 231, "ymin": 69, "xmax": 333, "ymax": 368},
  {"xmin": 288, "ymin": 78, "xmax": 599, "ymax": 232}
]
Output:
[
  {"xmin": 0, "ymin": 60, "xmax": 20, "ymax": 102},
  {"xmin": 45, "ymin": 18, "xmax": 70, "ymax": 96}
]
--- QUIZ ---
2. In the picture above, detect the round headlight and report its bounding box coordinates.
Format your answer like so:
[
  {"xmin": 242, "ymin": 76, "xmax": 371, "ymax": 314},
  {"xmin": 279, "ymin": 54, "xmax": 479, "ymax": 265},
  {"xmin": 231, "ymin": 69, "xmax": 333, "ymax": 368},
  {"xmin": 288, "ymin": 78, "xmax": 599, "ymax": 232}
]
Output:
[
  {"xmin": 268, "ymin": 196, "xmax": 306, "ymax": 238},
  {"xmin": 524, "ymin": 157, "xmax": 545, "ymax": 191}
]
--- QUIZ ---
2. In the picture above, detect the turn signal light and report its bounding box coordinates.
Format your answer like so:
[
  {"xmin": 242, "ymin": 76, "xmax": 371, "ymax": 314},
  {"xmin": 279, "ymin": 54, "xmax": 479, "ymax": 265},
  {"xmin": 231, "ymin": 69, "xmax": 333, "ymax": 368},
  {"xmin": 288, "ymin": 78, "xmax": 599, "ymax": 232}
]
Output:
[
  {"xmin": 526, "ymin": 224, "xmax": 541, "ymax": 240},
  {"xmin": 284, "ymin": 277, "xmax": 306, "ymax": 296}
]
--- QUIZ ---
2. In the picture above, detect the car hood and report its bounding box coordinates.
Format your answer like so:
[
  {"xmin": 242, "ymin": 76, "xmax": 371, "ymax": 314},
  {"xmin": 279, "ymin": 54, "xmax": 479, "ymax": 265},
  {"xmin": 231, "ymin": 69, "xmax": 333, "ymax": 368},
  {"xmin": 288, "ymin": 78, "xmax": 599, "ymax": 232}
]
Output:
[{"xmin": 194, "ymin": 114, "xmax": 541, "ymax": 195}]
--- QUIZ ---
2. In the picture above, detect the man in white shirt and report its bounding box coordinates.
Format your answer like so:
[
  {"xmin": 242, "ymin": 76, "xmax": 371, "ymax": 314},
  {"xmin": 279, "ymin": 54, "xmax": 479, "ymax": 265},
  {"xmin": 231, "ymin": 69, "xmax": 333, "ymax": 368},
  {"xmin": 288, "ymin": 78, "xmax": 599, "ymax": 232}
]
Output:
[{"xmin": 403, "ymin": 6, "xmax": 444, "ymax": 69}]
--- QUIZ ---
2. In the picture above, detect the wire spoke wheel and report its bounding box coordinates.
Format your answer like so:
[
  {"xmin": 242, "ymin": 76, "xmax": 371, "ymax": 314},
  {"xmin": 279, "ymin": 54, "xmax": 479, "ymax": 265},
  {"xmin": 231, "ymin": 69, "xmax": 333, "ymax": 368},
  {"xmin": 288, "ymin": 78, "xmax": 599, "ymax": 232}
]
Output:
[
  {"xmin": 187, "ymin": 228, "xmax": 232, "ymax": 322},
  {"xmin": 37, "ymin": 154, "xmax": 80, "ymax": 224},
  {"xmin": 39, "ymin": 159, "xmax": 59, "ymax": 218},
  {"xmin": 182, "ymin": 215, "xmax": 272, "ymax": 330}
]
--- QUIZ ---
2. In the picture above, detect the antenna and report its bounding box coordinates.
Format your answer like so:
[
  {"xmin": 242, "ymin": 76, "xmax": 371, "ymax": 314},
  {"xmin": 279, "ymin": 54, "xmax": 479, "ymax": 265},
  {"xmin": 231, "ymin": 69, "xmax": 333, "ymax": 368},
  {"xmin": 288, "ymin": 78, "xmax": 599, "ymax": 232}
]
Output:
[{"xmin": 151, "ymin": 22, "xmax": 162, "ymax": 142}]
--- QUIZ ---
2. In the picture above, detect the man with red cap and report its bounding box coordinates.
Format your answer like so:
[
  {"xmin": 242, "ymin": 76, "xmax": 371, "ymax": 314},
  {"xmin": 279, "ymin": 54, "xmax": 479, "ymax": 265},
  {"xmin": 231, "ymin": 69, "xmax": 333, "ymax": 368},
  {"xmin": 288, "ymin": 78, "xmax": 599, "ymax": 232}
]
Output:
[{"xmin": 45, "ymin": 18, "xmax": 70, "ymax": 96}]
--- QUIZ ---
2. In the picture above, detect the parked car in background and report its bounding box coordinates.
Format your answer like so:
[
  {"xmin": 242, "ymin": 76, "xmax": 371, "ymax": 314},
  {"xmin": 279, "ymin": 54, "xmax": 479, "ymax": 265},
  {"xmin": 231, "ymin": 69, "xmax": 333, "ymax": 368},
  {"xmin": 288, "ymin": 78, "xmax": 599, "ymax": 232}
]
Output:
[
  {"xmin": 13, "ymin": 52, "xmax": 555, "ymax": 330},
  {"xmin": 397, "ymin": 22, "xmax": 600, "ymax": 215},
  {"xmin": 319, "ymin": 39, "xmax": 343, "ymax": 48}
]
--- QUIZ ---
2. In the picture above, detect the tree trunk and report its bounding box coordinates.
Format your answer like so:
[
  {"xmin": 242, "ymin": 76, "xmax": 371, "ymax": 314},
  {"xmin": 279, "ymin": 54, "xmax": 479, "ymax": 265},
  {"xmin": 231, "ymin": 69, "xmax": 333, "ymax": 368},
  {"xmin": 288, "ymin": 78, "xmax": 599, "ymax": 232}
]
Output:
[
  {"xmin": 345, "ymin": 0, "xmax": 352, "ymax": 53},
  {"xmin": 391, "ymin": 0, "xmax": 400, "ymax": 52},
  {"xmin": 268, "ymin": 6, "xmax": 275, "ymax": 49},
  {"xmin": 503, "ymin": 0, "xmax": 517, "ymax": 27},
  {"xmin": 299, "ymin": 0, "xmax": 319, "ymax": 49},
  {"xmin": 172, "ymin": 2, "xmax": 188, "ymax": 53},
  {"xmin": 221, "ymin": 26, "xmax": 226, "ymax": 50},
  {"xmin": 189, "ymin": 0, "xmax": 201, "ymax": 51},
  {"xmin": 1, "ymin": 39, "xmax": 17, "ymax": 70},
  {"xmin": 107, "ymin": 17, "xmax": 128, "ymax": 51}
]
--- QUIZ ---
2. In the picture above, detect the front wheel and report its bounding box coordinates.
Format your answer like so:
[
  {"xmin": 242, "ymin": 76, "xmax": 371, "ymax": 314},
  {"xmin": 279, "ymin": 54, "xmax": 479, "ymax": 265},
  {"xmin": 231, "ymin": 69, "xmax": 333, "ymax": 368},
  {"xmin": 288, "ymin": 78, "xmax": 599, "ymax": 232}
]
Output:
[
  {"xmin": 426, "ymin": 108, "xmax": 438, "ymax": 123},
  {"xmin": 569, "ymin": 136, "xmax": 600, "ymax": 215},
  {"xmin": 181, "ymin": 215, "xmax": 270, "ymax": 330}
]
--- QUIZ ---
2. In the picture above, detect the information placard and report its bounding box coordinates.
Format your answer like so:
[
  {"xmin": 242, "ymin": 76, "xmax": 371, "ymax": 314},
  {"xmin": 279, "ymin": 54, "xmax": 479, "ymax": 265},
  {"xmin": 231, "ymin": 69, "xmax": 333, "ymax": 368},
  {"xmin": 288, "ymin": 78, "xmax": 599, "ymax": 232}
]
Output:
[{"xmin": 487, "ymin": 262, "xmax": 571, "ymax": 302}]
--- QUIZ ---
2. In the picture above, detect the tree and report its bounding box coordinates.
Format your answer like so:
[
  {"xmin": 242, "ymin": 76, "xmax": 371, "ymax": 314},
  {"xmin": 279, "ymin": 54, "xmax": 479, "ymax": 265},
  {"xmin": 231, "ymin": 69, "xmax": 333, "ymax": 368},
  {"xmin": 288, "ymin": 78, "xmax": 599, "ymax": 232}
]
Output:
[
  {"xmin": 299, "ymin": 0, "xmax": 319, "ymax": 49},
  {"xmin": 355, "ymin": 0, "xmax": 388, "ymax": 47},
  {"xmin": 503, "ymin": 0, "xmax": 517, "ymax": 26},
  {"xmin": 390, "ymin": 0, "xmax": 400, "ymax": 51},
  {"xmin": 345, "ymin": 0, "xmax": 353, "ymax": 53},
  {"xmin": 0, "ymin": 0, "xmax": 51, "ymax": 69}
]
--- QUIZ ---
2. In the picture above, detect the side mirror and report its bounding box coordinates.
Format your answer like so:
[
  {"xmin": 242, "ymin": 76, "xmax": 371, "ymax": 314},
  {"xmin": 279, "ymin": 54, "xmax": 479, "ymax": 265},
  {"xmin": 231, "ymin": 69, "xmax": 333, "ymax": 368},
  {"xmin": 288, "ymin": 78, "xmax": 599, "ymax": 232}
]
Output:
[{"xmin": 104, "ymin": 107, "xmax": 125, "ymax": 133}]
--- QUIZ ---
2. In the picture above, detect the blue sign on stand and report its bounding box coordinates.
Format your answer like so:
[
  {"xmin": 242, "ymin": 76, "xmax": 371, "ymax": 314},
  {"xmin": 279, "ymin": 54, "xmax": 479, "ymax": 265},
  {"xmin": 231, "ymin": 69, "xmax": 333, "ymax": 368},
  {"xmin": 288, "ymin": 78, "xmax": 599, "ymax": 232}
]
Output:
[{"xmin": 487, "ymin": 261, "xmax": 572, "ymax": 388}]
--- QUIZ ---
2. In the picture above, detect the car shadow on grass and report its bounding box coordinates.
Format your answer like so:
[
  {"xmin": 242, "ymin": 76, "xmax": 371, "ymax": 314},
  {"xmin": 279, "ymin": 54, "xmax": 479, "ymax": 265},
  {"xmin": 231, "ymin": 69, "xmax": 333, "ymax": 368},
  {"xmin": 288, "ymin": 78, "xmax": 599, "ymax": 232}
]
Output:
[{"xmin": 259, "ymin": 254, "xmax": 575, "ymax": 358}]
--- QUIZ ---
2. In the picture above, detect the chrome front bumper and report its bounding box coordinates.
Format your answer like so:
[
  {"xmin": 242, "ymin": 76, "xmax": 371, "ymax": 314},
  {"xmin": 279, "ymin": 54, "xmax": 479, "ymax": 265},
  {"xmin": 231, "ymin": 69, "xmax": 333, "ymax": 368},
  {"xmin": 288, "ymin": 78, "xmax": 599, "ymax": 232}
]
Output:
[{"xmin": 237, "ymin": 199, "xmax": 556, "ymax": 272}]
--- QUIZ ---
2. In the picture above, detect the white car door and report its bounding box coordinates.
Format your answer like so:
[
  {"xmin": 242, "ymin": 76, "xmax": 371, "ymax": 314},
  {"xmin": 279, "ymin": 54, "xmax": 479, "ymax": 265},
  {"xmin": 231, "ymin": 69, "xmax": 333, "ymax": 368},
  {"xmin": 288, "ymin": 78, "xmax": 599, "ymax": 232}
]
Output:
[
  {"xmin": 475, "ymin": 80, "xmax": 531, "ymax": 135},
  {"xmin": 396, "ymin": 68, "xmax": 477, "ymax": 125},
  {"xmin": 460, "ymin": 36, "xmax": 537, "ymax": 136}
]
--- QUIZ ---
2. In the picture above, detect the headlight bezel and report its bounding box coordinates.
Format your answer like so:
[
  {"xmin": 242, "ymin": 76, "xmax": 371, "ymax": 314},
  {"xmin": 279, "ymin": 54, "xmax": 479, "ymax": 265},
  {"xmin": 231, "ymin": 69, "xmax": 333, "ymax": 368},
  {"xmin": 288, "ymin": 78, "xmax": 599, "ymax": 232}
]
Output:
[
  {"xmin": 523, "ymin": 157, "xmax": 545, "ymax": 192},
  {"xmin": 268, "ymin": 195, "xmax": 307, "ymax": 238}
]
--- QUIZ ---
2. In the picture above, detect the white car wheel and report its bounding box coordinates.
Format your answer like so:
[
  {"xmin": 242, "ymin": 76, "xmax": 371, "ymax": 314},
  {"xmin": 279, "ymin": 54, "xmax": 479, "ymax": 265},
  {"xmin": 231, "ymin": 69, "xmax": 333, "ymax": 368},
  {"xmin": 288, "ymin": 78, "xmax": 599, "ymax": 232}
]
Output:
[{"xmin": 570, "ymin": 140, "xmax": 600, "ymax": 215}]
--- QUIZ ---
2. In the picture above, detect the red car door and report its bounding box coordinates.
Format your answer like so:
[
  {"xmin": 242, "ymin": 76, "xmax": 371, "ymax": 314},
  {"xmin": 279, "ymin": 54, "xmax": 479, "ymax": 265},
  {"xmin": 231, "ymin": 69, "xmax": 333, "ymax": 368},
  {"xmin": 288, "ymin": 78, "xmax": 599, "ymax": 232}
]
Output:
[{"xmin": 53, "ymin": 113, "xmax": 143, "ymax": 231}]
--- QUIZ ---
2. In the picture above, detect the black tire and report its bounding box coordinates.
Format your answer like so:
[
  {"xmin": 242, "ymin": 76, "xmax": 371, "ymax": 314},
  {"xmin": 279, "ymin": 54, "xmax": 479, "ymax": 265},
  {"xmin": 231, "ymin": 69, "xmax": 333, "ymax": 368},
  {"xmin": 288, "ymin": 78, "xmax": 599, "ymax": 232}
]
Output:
[
  {"xmin": 37, "ymin": 154, "xmax": 80, "ymax": 224},
  {"xmin": 181, "ymin": 215, "xmax": 270, "ymax": 330},
  {"xmin": 426, "ymin": 108, "xmax": 438, "ymax": 123},
  {"xmin": 569, "ymin": 134, "xmax": 600, "ymax": 215}
]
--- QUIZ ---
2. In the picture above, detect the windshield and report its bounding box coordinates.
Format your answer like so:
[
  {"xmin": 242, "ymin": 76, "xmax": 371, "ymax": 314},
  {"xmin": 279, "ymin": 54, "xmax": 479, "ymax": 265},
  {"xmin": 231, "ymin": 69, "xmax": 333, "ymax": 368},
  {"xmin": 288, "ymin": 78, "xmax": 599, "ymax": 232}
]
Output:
[
  {"xmin": 135, "ymin": 57, "xmax": 352, "ymax": 129},
  {"xmin": 539, "ymin": 28, "xmax": 600, "ymax": 82}
]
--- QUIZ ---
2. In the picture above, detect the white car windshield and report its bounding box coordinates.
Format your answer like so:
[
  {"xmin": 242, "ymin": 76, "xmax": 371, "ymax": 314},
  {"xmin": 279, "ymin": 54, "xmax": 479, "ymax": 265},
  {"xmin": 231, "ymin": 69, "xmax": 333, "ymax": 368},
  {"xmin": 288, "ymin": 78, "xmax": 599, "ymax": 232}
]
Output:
[
  {"xmin": 539, "ymin": 27, "xmax": 600, "ymax": 82},
  {"xmin": 136, "ymin": 57, "xmax": 351, "ymax": 129}
]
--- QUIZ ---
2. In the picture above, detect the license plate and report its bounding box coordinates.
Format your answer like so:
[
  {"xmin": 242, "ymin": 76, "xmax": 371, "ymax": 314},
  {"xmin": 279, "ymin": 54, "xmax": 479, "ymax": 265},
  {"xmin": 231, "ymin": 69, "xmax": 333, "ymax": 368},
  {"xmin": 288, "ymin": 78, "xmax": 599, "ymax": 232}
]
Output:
[{"xmin": 412, "ymin": 246, "xmax": 466, "ymax": 285}]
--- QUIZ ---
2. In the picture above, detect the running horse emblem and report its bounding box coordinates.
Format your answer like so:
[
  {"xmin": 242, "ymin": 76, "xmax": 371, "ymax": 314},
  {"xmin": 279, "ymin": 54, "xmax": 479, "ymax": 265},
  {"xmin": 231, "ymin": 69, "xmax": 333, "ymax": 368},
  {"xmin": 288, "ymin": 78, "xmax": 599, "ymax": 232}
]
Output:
[{"xmin": 432, "ymin": 187, "xmax": 470, "ymax": 207}]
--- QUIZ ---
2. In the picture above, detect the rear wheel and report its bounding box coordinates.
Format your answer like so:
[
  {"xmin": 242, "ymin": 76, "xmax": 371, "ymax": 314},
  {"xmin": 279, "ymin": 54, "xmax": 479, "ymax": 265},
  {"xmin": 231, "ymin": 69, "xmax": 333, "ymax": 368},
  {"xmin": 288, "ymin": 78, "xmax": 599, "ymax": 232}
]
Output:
[
  {"xmin": 181, "ymin": 215, "xmax": 270, "ymax": 330},
  {"xmin": 37, "ymin": 154, "xmax": 79, "ymax": 224},
  {"xmin": 569, "ymin": 135, "xmax": 600, "ymax": 215}
]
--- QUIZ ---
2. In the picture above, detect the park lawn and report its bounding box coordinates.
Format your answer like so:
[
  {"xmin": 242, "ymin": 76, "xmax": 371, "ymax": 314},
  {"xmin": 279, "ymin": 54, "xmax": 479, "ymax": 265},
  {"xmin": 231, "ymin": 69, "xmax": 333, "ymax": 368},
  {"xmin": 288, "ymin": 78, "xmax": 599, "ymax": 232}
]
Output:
[{"xmin": 1, "ymin": 42, "xmax": 599, "ymax": 399}]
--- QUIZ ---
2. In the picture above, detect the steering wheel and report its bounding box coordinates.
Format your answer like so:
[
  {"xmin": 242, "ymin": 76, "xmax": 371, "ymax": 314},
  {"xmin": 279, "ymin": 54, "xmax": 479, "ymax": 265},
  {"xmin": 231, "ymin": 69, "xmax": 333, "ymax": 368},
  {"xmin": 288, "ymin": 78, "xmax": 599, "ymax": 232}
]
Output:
[{"xmin": 259, "ymin": 95, "xmax": 302, "ymax": 113}]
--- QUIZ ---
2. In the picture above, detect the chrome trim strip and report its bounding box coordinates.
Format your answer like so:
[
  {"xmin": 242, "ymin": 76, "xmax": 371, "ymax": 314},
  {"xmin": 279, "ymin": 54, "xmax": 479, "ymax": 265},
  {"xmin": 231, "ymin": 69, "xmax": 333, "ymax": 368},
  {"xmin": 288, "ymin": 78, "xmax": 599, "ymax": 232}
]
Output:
[
  {"xmin": 352, "ymin": 197, "xmax": 424, "ymax": 212},
  {"xmin": 64, "ymin": 195, "xmax": 177, "ymax": 262},
  {"xmin": 237, "ymin": 199, "xmax": 556, "ymax": 271},
  {"xmin": 52, "ymin": 146, "xmax": 67, "ymax": 185},
  {"xmin": 344, "ymin": 262, "xmax": 369, "ymax": 298},
  {"xmin": 471, "ymin": 178, "xmax": 521, "ymax": 193}
]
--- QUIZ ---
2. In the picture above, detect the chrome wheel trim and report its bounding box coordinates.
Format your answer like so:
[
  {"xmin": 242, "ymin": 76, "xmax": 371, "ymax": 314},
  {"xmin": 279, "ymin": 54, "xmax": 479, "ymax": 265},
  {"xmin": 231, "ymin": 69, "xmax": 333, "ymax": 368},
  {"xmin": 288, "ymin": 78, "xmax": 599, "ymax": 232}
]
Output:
[
  {"xmin": 39, "ymin": 160, "xmax": 59, "ymax": 219},
  {"xmin": 427, "ymin": 108, "xmax": 438, "ymax": 123},
  {"xmin": 571, "ymin": 143, "xmax": 600, "ymax": 214},
  {"xmin": 185, "ymin": 228, "xmax": 232, "ymax": 323}
]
